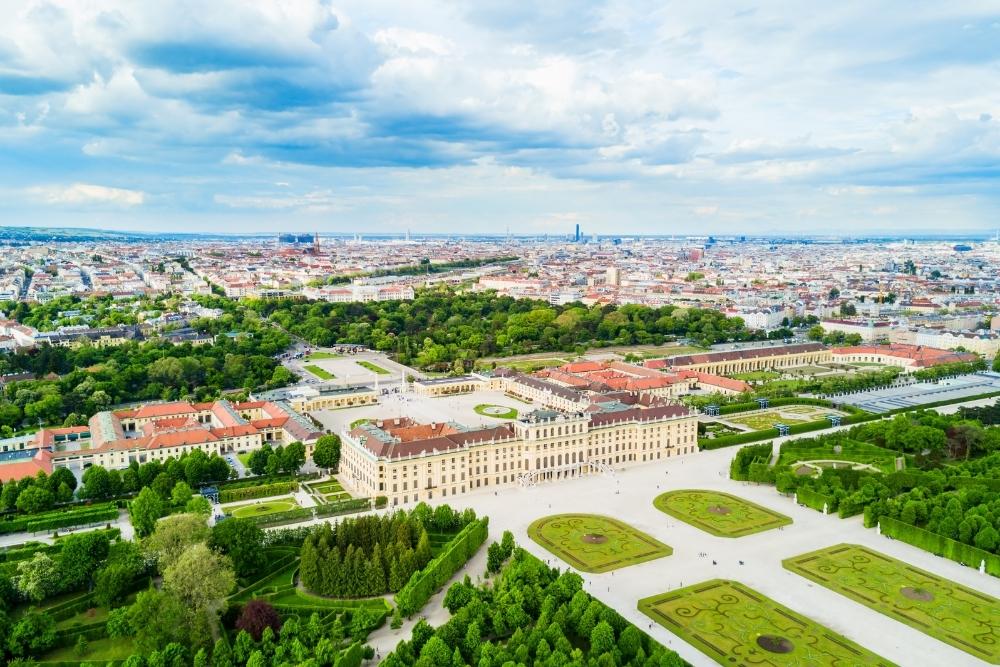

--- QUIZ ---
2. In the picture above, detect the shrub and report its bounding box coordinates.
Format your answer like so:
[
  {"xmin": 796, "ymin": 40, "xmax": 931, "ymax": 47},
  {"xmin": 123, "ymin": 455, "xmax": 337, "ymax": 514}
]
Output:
[{"xmin": 235, "ymin": 599, "xmax": 282, "ymax": 641}]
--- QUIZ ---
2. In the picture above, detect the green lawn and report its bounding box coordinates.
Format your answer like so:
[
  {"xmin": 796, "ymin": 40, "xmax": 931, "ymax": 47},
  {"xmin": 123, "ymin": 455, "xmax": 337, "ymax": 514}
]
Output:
[
  {"xmin": 474, "ymin": 404, "xmax": 519, "ymax": 419},
  {"xmin": 227, "ymin": 499, "xmax": 298, "ymax": 518},
  {"xmin": 41, "ymin": 637, "xmax": 136, "ymax": 663},
  {"xmin": 785, "ymin": 544, "xmax": 1000, "ymax": 664},
  {"xmin": 356, "ymin": 360, "xmax": 390, "ymax": 375},
  {"xmin": 349, "ymin": 418, "xmax": 371, "ymax": 429},
  {"xmin": 304, "ymin": 364, "xmax": 335, "ymax": 380},
  {"xmin": 311, "ymin": 481, "xmax": 344, "ymax": 494},
  {"xmin": 654, "ymin": 490, "xmax": 791, "ymax": 538},
  {"xmin": 306, "ymin": 352, "xmax": 341, "ymax": 360},
  {"xmin": 528, "ymin": 514, "xmax": 672, "ymax": 573},
  {"xmin": 639, "ymin": 579, "xmax": 896, "ymax": 667},
  {"xmin": 237, "ymin": 452, "xmax": 253, "ymax": 467}
]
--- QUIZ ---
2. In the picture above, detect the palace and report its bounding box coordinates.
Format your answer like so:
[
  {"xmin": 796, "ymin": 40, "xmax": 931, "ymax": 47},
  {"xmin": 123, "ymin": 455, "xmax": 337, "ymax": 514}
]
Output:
[
  {"xmin": 340, "ymin": 402, "xmax": 698, "ymax": 507},
  {"xmin": 0, "ymin": 399, "xmax": 323, "ymax": 482},
  {"xmin": 661, "ymin": 343, "xmax": 830, "ymax": 375}
]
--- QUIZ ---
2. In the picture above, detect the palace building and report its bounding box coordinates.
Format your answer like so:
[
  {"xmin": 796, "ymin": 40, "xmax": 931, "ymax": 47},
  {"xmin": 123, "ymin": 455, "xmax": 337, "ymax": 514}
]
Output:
[
  {"xmin": 339, "ymin": 401, "xmax": 698, "ymax": 507},
  {"xmin": 661, "ymin": 342, "xmax": 830, "ymax": 375},
  {"xmin": 0, "ymin": 399, "xmax": 323, "ymax": 482}
]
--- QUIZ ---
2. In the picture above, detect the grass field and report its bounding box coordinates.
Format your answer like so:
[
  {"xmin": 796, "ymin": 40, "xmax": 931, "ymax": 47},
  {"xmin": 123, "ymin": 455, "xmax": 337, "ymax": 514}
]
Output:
[
  {"xmin": 305, "ymin": 352, "xmax": 341, "ymax": 360},
  {"xmin": 528, "ymin": 514, "xmax": 672, "ymax": 573},
  {"xmin": 639, "ymin": 579, "xmax": 896, "ymax": 667},
  {"xmin": 303, "ymin": 364, "xmax": 335, "ymax": 380},
  {"xmin": 654, "ymin": 490, "xmax": 792, "ymax": 537},
  {"xmin": 227, "ymin": 499, "xmax": 298, "ymax": 518},
  {"xmin": 784, "ymin": 544, "xmax": 1000, "ymax": 664},
  {"xmin": 311, "ymin": 481, "xmax": 344, "ymax": 494},
  {"xmin": 42, "ymin": 637, "xmax": 136, "ymax": 663},
  {"xmin": 474, "ymin": 403, "xmax": 518, "ymax": 419},
  {"xmin": 237, "ymin": 452, "xmax": 252, "ymax": 467},
  {"xmin": 357, "ymin": 360, "xmax": 390, "ymax": 375}
]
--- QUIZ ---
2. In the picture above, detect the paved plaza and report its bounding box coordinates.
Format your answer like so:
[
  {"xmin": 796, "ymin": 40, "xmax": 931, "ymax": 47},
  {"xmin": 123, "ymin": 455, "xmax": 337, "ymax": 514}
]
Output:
[
  {"xmin": 834, "ymin": 372, "xmax": 1000, "ymax": 413},
  {"xmin": 430, "ymin": 442, "xmax": 1000, "ymax": 667}
]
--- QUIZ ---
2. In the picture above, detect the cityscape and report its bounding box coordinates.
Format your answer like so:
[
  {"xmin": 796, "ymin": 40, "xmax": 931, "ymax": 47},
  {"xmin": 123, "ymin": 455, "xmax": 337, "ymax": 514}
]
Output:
[{"xmin": 1, "ymin": 2, "xmax": 999, "ymax": 667}]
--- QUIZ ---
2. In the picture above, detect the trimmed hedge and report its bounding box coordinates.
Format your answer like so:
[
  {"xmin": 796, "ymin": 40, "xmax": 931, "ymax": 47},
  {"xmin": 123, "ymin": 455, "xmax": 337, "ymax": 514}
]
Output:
[
  {"xmin": 950, "ymin": 476, "xmax": 1000, "ymax": 492},
  {"xmin": 729, "ymin": 443, "xmax": 773, "ymax": 481},
  {"xmin": 395, "ymin": 517, "xmax": 489, "ymax": 617},
  {"xmin": 219, "ymin": 481, "xmax": 299, "ymax": 503},
  {"xmin": 796, "ymin": 486, "xmax": 834, "ymax": 513},
  {"xmin": 247, "ymin": 497, "xmax": 370, "ymax": 527},
  {"xmin": 26, "ymin": 506, "xmax": 119, "ymax": 533},
  {"xmin": 0, "ymin": 540, "xmax": 61, "ymax": 563},
  {"xmin": 879, "ymin": 515, "xmax": 1000, "ymax": 576}
]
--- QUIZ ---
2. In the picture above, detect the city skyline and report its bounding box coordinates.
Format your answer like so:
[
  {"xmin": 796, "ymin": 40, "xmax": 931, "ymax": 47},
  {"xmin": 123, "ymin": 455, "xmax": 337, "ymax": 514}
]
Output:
[{"xmin": 1, "ymin": 1, "xmax": 998, "ymax": 234}]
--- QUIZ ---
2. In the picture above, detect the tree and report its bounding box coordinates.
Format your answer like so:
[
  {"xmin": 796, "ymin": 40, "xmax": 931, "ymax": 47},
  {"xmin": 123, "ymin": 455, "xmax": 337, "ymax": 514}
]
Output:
[
  {"xmin": 162, "ymin": 543, "xmax": 236, "ymax": 624},
  {"xmin": 96, "ymin": 563, "xmax": 137, "ymax": 608},
  {"xmin": 312, "ymin": 434, "xmax": 341, "ymax": 470},
  {"xmin": 235, "ymin": 599, "xmax": 282, "ymax": 641},
  {"xmin": 246, "ymin": 446, "xmax": 272, "ymax": 476},
  {"xmin": 975, "ymin": 525, "xmax": 999, "ymax": 552},
  {"xmin": 81, "ymin": 465, "xmax": 113, "ymax": 500},
  {"xmin": 59, "ymin": 530, "xmax": 111, "ymax": 592},
  {"xmin": 281, "ymin": 441, "xmax": 306, "ymax": 474},
  {"xmin": 589, "ymin": 620, "xmax": 615, "ymax": 657},
  {"xmin": 209, "ymin": 518, "xmax": 265, "ymax": 578},
  {"xmin": 144, "ymin": 513, "xmax": 210, "ymax": 572},
  {"xmin": 15, "ymin": 484, "xmax": 54, "ymax": 514},
  {"xmin": 486, "ymin": 542, "xmax": 504, "ymax": 574},
  {"xmin": 7, "ymin": 609, "xmax": 56, "ymax": 657},
  {"xmin": 186, "ymin": 495, "xmax": 212, "ymax": 515},
  {"xmin": 128, "ymin": 589, "xmax": 189, "ymax": 654},
  {"xmin": 170, "ymin": 481, "xmax": 194, "ymax": 507},
  {"xmin": 130, "ymin": 487, "xmax": 165, "ymax": 538},
  {"xmin": 15, "ymin": 552, "xmax": 59, "ymax": 602}
]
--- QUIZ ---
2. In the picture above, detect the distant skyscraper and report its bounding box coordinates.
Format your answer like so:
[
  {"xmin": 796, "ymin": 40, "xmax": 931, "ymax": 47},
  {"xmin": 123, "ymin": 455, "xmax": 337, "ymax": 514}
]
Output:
[{"xmin": 574, "ymin": 224, "xmax": 580, "ymax": 242}]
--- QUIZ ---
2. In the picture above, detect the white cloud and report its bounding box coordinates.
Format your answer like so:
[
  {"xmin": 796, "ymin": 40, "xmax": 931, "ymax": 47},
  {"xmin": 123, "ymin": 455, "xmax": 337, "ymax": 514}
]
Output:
[{"xmin": 27, "ymin": 183, "xmax": 146, "ymax": 206}]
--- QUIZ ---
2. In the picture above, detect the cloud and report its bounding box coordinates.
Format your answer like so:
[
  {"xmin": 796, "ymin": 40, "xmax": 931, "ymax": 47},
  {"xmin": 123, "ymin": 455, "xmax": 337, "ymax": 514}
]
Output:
[
  {"xmin": 27, "ymin": 183, "xmax": 146, "ymax": 206},
  {"xmin": 0, "ymin": 0, "xmax": 997, "ymax": 233}
]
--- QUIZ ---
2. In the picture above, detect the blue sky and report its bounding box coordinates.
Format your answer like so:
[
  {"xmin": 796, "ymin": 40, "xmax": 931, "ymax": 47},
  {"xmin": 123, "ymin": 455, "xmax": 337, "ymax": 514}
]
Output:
[{"xmin": 0, "ymin": 1, "xmax": 998, "ymax": 235}]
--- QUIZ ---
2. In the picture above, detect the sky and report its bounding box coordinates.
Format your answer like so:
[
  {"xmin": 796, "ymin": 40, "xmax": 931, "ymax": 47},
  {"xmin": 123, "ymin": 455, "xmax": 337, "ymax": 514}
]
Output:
[{"xmin": 0, "ymin": 1, "xmax": 998, "ymax": 236}]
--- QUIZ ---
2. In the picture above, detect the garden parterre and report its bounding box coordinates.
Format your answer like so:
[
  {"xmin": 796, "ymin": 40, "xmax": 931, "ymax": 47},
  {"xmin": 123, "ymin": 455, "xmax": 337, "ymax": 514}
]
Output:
[
  {"xmin": 638, "ymin": 579, "xmax": 898, "ymax": 667},
  {"xmin": 784, "ymin": 543, "xmax": 1000, "ymax": 664},
  {"xmin": 654, "ymin": 489, "xmax": 792, "ymax": 537},
  {"xmin": 527, "ymin": 513, "xmax": 672, "ymax": 573}
]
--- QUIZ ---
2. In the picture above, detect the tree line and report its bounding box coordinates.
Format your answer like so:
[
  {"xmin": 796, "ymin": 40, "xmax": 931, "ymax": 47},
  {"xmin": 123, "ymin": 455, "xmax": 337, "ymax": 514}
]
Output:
[
  {"xmin": 248, "ymin": 289, "xmax": 775, "ymax": 370},
  {"xmin": 299, "ymin": 505, "xmax": 477, "ymax": 599},
  {"xmin": 382, "ymin": 546, "xmax": 684, "ymax": 667},
  {"xmin": 0, "ymin": 296, "xmax": 294, "ymax": 435}
]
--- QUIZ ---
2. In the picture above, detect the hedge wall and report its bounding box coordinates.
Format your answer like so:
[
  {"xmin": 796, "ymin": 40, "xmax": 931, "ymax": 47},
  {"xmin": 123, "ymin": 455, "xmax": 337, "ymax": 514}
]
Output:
[
  {"xmin": 879, "ymin": 515, "xmax": 1000, "ymax": 577},
  {"xmin": 729, "ymin": 443, "xmax": 774, "ymax": 480},
  {"xmin": 950, "ymin": 476, "xmax": 1000, "ymax": 492},
  {"xmin": 0, "ymin": 540, "xmax": 61, "ymax": 563},
  {"xmin": 248, "ymin": 497, "xmax": 370, "ymax": 528},
  {"xmin": 395, "ymin": 517, "xmax": 489, "ymax": 617},
  {"xmin": 26, "ymin": 506, "xmax": 119, "ymax": 533},
  {"xmin": 219, "ymin": 481, "xmax": 299, "ymax": 503},
  {"xmin": 796, "ymin": 486, "xmax": 834, "ymax": 513}
]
